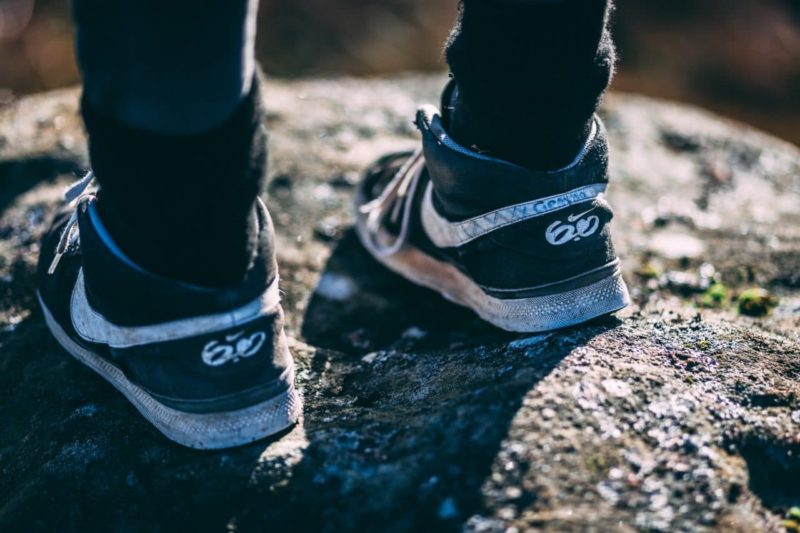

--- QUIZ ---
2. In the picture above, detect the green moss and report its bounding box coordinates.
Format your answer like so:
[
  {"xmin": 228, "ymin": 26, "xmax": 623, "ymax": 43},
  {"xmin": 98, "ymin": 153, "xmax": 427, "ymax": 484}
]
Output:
[
  {"xmin": 737, "ymin": 288, "xmax": 779, "ymax": 317},
  {"xmin": 784, "ymin": 509, "xmax": 800, "ymax": 532},
  {"xmin": 696, "ymin": 340, "xmax": 711, "ymax": 351},
  {"xmin": 699, "ymin": 283, "xmax": 730, "ymax": 308},
  {"xmin": 583, "ymin": 452, "xmax": 610, "ymax": 477},
  {"xmin": 783, "ymin": 519, "xmax": 800, "ymax": 532},
  {"xmin": 636, "ymin": 262, "xmax": 661, "ymax": 280}
]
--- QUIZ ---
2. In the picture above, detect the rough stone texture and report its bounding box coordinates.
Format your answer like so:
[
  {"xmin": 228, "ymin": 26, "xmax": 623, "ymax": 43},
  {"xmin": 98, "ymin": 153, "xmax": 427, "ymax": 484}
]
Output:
[{"xmin": 0, "ymin": 76, "xmax": 799, "ymax": 532}]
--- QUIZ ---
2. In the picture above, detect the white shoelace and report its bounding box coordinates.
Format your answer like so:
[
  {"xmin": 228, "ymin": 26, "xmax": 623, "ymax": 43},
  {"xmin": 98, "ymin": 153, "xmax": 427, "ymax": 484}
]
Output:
[
  {"xmin": 48, "ymin": 171, "xmax": 97, "ymax": 274},
  {"xmin": 357, "ymin": 148, "xmax": 426, "ymax": 257}
]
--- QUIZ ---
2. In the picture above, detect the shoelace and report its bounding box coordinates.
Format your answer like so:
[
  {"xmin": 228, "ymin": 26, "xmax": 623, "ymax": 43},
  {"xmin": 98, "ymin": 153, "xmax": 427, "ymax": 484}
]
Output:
[
  {"xmin": 47, "ymin": 172, "xmax": 98, "ymax": 274},
  {"xmin": 358, "ymin": 147, "xmax": 426, "ymax": 257}
]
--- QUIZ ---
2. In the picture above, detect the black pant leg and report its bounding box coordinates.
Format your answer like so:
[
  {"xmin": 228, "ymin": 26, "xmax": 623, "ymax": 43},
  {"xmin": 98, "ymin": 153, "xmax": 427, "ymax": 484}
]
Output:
[
  {"xmin": 445, "ymin": 0, "xmax": 615, "ymax": 170},
  {"xmin": 71, "ymin": 0, "xmax": 258, "ymax": 135}
]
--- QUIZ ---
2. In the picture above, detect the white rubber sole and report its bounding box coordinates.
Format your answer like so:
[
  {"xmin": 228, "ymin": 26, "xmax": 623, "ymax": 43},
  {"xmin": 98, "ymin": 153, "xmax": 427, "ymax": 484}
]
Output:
[
  {"xmin": 39, "ymin": 295, "xmax": 302, "ymax": 450},
  {"xmin": 355, "ymin": 221, "xmax": 630, "ymax": 333}
]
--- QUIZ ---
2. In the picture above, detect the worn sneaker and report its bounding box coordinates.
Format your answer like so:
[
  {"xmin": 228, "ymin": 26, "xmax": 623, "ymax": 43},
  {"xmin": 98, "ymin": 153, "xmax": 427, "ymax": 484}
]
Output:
[
  {"xmin": 355, "ymin": 83, "xmax": 630, "ymax": 332},
  {"xmin": 37, "ymin": 174, "xmax": 302, "ymax": 449}
]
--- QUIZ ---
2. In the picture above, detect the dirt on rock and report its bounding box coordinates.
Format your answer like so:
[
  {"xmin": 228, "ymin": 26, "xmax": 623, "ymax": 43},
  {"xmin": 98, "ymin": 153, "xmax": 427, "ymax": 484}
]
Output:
[{"xmin": 0, "ymin": 75, "xmax": 799, "ymax": 532}]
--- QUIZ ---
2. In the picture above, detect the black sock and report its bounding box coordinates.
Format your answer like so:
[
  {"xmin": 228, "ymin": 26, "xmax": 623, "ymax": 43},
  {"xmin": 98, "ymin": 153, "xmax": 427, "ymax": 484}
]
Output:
[
  {"xmin": 81, "ymin": 77, "xmax": 268, "ymax": 287},
  {"xmin": 445, "ymin": 0, "xmax": 615, "ymax": 171}
]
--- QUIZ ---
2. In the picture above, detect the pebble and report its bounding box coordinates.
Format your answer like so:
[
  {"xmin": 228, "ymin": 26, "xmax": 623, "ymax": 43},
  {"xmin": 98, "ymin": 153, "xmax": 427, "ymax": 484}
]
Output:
[{"xmin": 316, "ymin": 273, "xmax": 356, "ymax": 301}]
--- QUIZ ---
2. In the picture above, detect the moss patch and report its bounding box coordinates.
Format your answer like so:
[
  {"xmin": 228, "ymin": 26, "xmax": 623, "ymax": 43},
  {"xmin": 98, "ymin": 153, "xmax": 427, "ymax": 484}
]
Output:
[{"xmin": 737, "ymin": 288, "xmax": 779, "ymax": 317}]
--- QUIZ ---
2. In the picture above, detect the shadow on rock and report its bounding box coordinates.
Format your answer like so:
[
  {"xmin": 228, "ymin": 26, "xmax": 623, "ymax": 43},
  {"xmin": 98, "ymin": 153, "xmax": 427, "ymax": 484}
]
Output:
[
  {"xmin": 301, "ymin": 229, "xmax": 516, "ymax": 354},
  {"xmin": 228, "ymin": 229, "xmax": 624, "ymax": 531},
  {"xmin": 0, "ymin": 156, "xmax": 82, "ymax": 216}
]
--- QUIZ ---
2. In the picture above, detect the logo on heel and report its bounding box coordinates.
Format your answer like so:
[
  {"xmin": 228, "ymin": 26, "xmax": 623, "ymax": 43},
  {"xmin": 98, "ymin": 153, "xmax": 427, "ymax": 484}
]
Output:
[
  {"xmin": 545, "ymin": 209, "xmax": 600, "ymax": 246},
  {"xmin": 202, "ymin": 331, "xmax": 267, "ymax": 367}
]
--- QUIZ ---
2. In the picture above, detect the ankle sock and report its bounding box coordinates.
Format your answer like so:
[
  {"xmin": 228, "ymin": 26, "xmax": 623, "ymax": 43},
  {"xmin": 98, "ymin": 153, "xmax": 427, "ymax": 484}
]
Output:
[
  {"xmin": 81, "ymin": 77, "xmax": 268, "ymax": 287},
  {"xmin": 445, "ymin": 0, "xmax": 615, "ymax": 171}
]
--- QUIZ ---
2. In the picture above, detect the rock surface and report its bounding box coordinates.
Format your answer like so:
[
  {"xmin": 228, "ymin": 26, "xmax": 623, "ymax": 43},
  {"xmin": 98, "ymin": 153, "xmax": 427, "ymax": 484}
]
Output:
[{"xmin": 1, "ymin": 75, "xmax": 799, "ymax": 532}]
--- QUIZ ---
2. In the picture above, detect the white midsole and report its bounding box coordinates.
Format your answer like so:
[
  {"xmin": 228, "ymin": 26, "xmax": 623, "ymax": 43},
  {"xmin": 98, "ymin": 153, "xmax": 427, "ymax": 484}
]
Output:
[
  {"xmin": 39, "ymin": 294, "xmax": 302, "ymax": 450},
  {"xmin": 355, "ymin": 220, "xmax": 630, "ymax": 333}
]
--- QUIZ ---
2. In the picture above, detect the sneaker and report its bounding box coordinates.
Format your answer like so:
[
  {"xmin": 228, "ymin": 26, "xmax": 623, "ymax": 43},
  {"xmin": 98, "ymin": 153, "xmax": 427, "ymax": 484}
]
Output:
[
  {"xmin": 37, "ymin": 174, "xmax": 302, "ymax": 449},
  {"xmin": 355, "ymin": 82, "xmax": 630, "ymax": 333}
]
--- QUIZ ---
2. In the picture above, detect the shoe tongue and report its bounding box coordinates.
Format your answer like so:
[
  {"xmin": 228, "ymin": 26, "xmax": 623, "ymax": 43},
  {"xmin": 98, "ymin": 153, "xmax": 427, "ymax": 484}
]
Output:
[{"xmin": 415, "ymin": 105, "xmax": 609, "ymax": 220}]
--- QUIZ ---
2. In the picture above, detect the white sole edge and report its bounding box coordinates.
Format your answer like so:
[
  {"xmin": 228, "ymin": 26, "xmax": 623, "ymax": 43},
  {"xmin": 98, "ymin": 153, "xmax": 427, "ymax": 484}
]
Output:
[
  {"xmin": 355, "ymin": 220, "xmax": 630, "ymax": 333},
  {"xmin": 39, "ymin": 294, "xmax": 302, "ymax": 450}
]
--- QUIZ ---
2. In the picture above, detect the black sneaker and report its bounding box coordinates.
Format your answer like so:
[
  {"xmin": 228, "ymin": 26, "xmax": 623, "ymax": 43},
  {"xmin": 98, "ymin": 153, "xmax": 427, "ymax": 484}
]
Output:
[
  {"xmin": 355, "ymin": 83, "xmax": 630, "ymax": 332},
  {"xmin": 37, "ymin": 174, "xmax": 302, "ymax": 449}
]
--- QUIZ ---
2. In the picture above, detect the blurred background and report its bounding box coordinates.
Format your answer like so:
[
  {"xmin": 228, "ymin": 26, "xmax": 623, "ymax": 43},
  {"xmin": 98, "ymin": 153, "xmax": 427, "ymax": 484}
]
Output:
[{"xmin": 0, "ymin": 0, "xmax": 798, "ymax": 145}]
